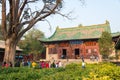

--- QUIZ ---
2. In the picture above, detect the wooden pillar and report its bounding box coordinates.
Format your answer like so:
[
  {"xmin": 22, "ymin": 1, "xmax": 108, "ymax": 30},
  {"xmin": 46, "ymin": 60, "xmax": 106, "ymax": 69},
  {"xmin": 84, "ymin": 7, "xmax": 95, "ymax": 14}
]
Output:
[{"xmin": 46, "ymin": 46, "xmax": 49, "ymax": 60}]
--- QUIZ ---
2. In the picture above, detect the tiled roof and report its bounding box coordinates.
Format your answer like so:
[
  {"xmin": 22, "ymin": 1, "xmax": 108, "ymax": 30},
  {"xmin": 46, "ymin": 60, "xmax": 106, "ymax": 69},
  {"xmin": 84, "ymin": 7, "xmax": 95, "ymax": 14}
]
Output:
[
  {"xmin": 111, "ymin": 32, "xmax": 120, "ymax": 37},
  {"xmin": 40, "ymin": 21, "xmax": 120, "ymax": 42},
  {"xmin": 0, "ymin": 40, "xmax": 22, "ymax": 51}
]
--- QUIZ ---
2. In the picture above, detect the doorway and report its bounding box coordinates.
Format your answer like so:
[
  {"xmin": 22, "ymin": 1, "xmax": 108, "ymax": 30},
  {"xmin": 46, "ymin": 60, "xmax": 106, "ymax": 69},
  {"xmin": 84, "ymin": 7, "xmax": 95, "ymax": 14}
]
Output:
[
  {"xmin": 62, "ymin": 49, "xmax": 67, "ymax": 59},
  {"xmin": 75, "ymin": 48, "xmax": 80, "ymax": 59}
]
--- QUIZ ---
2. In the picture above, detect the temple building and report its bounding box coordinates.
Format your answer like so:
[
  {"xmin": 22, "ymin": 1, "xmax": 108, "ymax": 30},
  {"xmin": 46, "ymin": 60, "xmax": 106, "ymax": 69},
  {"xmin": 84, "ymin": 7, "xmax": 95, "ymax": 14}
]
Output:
[{"xmin": 40, "ymin": 21, "xmax": 120, "ymax": 61}]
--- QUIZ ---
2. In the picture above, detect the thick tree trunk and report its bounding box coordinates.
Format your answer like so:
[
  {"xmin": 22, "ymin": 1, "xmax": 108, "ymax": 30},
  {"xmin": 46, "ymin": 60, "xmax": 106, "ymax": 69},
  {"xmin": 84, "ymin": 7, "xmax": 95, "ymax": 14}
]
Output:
[{"xmin": 4, "ymin": 39, "xmax": 17, "ymax": 67}]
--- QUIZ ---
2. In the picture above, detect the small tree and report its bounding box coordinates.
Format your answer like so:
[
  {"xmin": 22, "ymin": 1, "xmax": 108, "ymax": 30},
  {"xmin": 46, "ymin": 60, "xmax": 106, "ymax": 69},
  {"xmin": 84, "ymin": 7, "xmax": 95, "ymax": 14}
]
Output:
[
  {"xmin": 19, "ymin": 28, "xmax": 45, "ymax": 54},
  {"xmin": 18, "ymin": 28, "xmax": 45, "ymax": 60},
  {"xmin": 98, "ymin": 31, "xmax": 112, "ymax": 60}
]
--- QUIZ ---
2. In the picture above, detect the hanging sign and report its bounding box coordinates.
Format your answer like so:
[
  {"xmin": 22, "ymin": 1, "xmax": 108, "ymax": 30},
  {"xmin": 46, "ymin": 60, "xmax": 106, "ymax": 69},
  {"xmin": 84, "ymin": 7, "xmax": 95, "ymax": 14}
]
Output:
[{"xmin": 70, "ymin": 40, "xmax": 83, "ymax": 44}]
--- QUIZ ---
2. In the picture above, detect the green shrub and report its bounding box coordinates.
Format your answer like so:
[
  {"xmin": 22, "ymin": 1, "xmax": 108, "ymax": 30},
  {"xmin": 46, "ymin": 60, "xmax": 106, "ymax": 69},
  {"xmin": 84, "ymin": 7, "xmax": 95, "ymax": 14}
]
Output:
[{"xmin": 0, "ymin": 62, "xmax": 120, "ymax": 80}]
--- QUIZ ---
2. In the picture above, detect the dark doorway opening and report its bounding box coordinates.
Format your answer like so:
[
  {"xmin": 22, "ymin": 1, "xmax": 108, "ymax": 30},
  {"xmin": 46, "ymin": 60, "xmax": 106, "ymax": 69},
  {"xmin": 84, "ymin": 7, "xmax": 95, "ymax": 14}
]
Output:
[
  {"xmin": 61, "ymin": 49, "xmax": 67, "ymax": 59},
  {"xmin": 75, "ymin": 48, "xmax": 80, "ymax": 59},
  {"xmin": 0, "ymin": 52, "xmax": 4, "ymax": 65}
]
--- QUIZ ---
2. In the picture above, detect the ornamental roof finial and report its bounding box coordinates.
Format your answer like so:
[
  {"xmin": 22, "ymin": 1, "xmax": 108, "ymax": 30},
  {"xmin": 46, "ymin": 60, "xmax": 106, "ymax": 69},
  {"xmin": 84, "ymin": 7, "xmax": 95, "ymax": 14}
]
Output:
[
  {"xmin": 78, "ymin": 24, "xmax": 83, "ymax": 27},
  {"xmin": 106, "ymin": 20, "xmax": 109, "ymax": 24}
]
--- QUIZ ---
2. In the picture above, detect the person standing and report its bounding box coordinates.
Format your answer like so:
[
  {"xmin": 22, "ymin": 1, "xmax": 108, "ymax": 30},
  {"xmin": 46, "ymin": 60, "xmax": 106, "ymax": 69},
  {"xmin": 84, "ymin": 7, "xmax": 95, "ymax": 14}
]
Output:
[
  {"xmin": 2, "ymin": 62, "xmax": 9, "ymax": 68},
  {"xmin": 27, "ymin": 60, "xmax": 31, "ymax": 68},
  {"xmin": 45, "ymin": 61, "xmax": 49, "ymax": 68},
  {"xmin": 81, "ymin": 55, "xmax": 84, "ymax": 62},
  {"xmin": 9, "ymin": 62, "xmax": 12, "ymax": 67},
  {"xmin": 32, "ymin": 61, "xmax": 37, "ymax": 68},
  {"xmin": 15, "ymin": 60, "xmax": 20, "ymax": 67},
  {"xmin": 82, "ymin": 61, "xmax": 85, "ymax": 68},
  {"xmin": 58, "ymin": 61, "xmax": 62, "ymax": 67}
]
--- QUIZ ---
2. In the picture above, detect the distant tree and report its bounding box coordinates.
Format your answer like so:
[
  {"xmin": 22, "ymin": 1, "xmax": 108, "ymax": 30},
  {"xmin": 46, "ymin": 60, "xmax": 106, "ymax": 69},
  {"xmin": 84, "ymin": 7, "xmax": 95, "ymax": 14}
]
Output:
[
  {"xmin": 98, "ymin": 31, "xmax": 112, "ymax": 59},
  {"xmin": 18, "ymin": 28, "xmax": 45, "ymax": 55}
]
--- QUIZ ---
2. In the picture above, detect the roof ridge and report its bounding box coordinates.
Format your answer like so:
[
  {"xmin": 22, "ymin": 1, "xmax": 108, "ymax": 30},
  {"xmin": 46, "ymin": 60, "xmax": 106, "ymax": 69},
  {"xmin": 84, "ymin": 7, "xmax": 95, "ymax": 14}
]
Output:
[
  {"xmin": 57, "ymin": 21, "xmax": 109, "ymax": 30},
  {"xmin": 84, "ymin": 23, "xmax": 109, "ymax": 27}
]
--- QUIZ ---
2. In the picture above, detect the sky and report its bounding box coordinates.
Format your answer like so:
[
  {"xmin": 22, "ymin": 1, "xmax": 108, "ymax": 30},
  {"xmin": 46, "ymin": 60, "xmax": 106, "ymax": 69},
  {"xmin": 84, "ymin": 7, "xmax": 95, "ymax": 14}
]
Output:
[
  {"xmin": 35, "ymin": 0, "xmax": 120, "ymax": 38},
  {"xmin": 0, "ymin": 0, "xmax": 120, "ymax": 38}
]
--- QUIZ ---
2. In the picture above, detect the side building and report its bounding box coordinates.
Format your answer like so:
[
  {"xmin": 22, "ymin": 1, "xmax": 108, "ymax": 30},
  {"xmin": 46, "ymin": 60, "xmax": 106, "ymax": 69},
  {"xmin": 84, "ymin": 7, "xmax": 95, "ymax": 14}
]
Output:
[
  {"xmin": 0, "ymin": 40, "xmax": 22, "ymax": 65},
  {"xmin": 40, "ymin": 21, "xmax": 120, "ymax": 61}
]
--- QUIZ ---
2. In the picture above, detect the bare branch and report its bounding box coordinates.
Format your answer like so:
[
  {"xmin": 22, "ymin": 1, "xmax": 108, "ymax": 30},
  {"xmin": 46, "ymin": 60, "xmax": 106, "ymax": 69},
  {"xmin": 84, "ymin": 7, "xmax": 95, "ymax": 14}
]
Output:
[
  {"xmin": 16, "ymin": 21, "xmax": 31, "ymax": 34},
  {"xmin": 36, "ymin": 0, "xmax": 61, "ymax": 21},
  {"xmin": 1, "ymin": 0, "xmax": 7, "ymax": 39},
  {"xmin": 17, "ymin": 19, "xmax": 36, "ymax": 41},
  {"xmin": 8, "ymin": 0, "xmax": 16, "ymax": 37},
  {"xmin": 55, "ymin": 11, "xmax": 74, "ymax": 20},
  {"xmin": 33, "ymin": 3, "xmax": 47, "ymax": 19},
  {"xmin": 15, "ymin": 0, "xmax": 20, "ymax": 22},
  {"xmin": 17, "ymin": 0, "xmax": 27, "ymax": 21},
  {"xmin": 27, "ymin": 0, "xmax": 39, "ymax": 3}
]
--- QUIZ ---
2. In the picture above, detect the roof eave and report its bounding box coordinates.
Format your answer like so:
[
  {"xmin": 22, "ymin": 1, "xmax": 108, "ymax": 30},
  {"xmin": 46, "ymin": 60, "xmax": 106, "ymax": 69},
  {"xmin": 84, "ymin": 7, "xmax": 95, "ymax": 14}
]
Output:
[{"xmin": 40, "ymin": 37, "xmax": 99, "ymax": 43}]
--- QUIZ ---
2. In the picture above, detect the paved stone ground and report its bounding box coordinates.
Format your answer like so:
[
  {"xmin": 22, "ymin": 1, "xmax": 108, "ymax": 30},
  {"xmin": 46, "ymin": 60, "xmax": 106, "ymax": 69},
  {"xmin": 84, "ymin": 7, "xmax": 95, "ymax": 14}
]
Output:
[
  {"xmin": 38, "ymin": 59, "xmax": 120, "ymax": 67},
  {"xmin": 62, "ymin": 60, "xmax": 120, "ymax": 67},
  {"xmin": 58, "ymin": 59, "xmax": 100, "ymax": 67}
]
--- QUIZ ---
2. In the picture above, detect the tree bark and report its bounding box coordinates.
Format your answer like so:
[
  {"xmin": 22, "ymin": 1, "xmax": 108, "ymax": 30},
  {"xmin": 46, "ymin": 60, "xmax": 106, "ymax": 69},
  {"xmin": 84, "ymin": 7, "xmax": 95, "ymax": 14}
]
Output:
[{"xmin": 4, "ymin": 38, "xmax": 17, "ymax": 67}]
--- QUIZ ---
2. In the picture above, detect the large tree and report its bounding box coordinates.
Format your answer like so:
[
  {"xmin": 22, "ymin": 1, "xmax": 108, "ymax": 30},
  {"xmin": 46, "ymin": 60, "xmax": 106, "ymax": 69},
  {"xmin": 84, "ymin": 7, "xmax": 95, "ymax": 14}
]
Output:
[
  {"xmin": 98, "ymin": 31, "xmax": 113, "ymax": 59},
  {"xmin": 0, "ymin": 0, "xmax": 64, "ymax": 66}
]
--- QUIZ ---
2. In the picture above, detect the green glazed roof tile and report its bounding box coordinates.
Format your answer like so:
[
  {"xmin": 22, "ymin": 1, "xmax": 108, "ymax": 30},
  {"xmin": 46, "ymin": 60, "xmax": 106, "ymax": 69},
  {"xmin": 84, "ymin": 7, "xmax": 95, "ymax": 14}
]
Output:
[
  {"xmin": 111, "ymin": 32, "xmax": 120, "ymax": 37},
  {"xmin": 40, "ymin": 21, "xmax": 120, "ymax": 42}
]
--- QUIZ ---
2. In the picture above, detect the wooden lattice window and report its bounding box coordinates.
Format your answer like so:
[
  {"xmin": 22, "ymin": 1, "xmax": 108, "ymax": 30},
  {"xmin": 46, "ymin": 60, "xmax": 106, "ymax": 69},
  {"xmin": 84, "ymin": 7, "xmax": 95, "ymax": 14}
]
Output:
[{"xmin": 49, "ymin": 48, "xmax": 57, "ymax": 54}]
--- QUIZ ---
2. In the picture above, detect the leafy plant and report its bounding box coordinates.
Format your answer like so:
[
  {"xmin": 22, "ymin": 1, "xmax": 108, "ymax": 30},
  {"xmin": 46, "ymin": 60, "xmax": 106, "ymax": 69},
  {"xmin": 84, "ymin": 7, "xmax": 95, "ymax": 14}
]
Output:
[{"xmin": 98, "ymin": 31, "xmax": 113, "ymax": 59}]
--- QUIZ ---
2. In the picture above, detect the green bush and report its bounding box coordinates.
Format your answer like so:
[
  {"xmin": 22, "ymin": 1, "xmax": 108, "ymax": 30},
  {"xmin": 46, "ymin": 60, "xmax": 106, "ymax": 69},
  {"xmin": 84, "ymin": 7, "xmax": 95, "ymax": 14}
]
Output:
[{"xmin": 0, "ymin": 62, "xmax": 120, "ymax": 80}]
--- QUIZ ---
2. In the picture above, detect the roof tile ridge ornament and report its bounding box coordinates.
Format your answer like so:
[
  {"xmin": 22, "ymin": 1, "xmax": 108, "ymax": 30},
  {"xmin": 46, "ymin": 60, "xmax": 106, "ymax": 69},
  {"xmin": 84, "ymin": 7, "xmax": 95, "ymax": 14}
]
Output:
[
  {"xmin": 56, "ymin": 26, "xmax": 67, "ymax": 31},
  {"xmin": 56, "ymin": 26, "xmax": 60, "ymax": 32},
  {"xmin": 105, "ymin": 20, "xmax": 110, "ymax": 24},
  {"xmin": 56, "ymin": 26, "xmax": 66, "ymax": 31},
  {"xmin": 56, "ymin": 26, "xmax": 59, "ymax": 30},
  {"xmin": 78, "ymin": 24, "xmax": 83, "ymax": 27}
]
